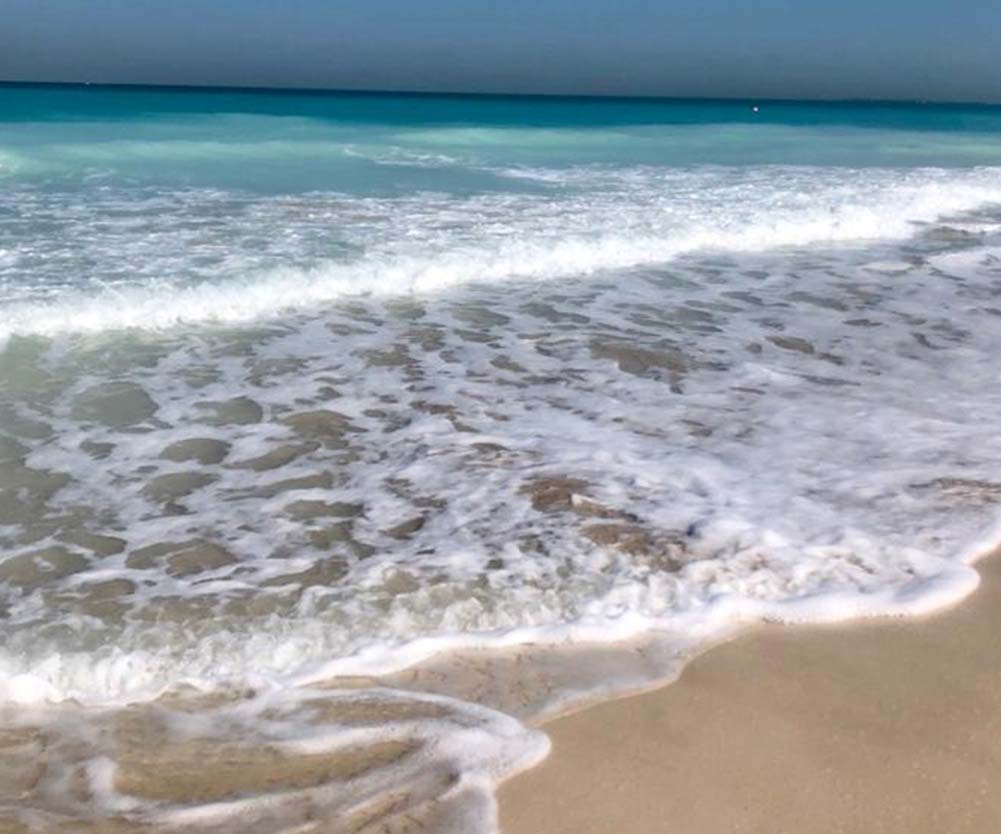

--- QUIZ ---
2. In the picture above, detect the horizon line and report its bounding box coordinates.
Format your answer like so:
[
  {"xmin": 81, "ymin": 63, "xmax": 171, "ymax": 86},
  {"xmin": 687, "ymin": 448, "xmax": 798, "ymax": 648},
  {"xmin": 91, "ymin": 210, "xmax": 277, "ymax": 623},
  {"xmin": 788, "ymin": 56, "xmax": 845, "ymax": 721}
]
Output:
[{"xmin": 1, "ymin": 79, "xmax": 1000, "ymax": 109}]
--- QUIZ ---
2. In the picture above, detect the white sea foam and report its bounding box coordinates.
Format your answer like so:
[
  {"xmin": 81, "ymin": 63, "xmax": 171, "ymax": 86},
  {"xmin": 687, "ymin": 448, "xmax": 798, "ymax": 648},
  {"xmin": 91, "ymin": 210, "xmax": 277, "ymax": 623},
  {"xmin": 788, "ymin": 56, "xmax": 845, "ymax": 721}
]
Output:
[
  {"xmin": 1, "ymin": 120, "xmax": 1001, "ymax": 832},
  {"xmin": 4, "ymin": 684, "xmax": 550, "ymax": 834},
  {"xmin": 9, "ymin": 86, "xmax": 1001, "ymax": 832},
  {"xmin": 3, "ymin": 213, "xmax": 1001, "ymax": 711},
  {"xmin": 4, "ymin": 118, "xmax": 1001, "ymax": 832},
  {"xmin": 2, "ymin": 165, "xmax": 1000, "ymax": 341}
]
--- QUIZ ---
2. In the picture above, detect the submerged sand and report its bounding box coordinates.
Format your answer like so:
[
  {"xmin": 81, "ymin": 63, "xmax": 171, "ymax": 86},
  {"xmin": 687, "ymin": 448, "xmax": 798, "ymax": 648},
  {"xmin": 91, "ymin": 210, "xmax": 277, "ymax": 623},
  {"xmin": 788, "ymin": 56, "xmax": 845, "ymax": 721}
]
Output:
[{"xmin": 499, "ymin": 554, "xmax": 1001, "ymax": 834}]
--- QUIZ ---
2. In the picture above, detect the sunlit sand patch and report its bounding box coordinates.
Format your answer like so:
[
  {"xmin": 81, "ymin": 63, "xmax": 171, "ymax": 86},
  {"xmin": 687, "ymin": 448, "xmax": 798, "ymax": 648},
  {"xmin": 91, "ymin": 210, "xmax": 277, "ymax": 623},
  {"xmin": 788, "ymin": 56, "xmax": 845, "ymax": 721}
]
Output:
[
  {"xmin": 916, "ymin": 478, "xmax": 1001, "ymax": 506},
  {"xmin": 230, "ymin": 442, "xmax": 320, "ymax": 472},
  {"xmin": 114, "ymin": 738, "xmax": 419, "ymax": 805},
  {"xmin": 0, "ymin": 546, "xmax": 89, "ymax": 591},
  {"xmin": 282, "ymin": 410, "xmax": 366, "ymax": 449},
  {"xmin": 71, "ymin": 383, "xmax": 158, "ymax": 429},
  {"xmin": 159, "ymin": 439, "xmax": 231, "ymax": 466},
  {"xmin": 45, "ymin": 578, "xmax": 137, "ymax": 621},
  {"xmin": 195, "ymin": 397, "xmax": 264, "ymax": 427}
]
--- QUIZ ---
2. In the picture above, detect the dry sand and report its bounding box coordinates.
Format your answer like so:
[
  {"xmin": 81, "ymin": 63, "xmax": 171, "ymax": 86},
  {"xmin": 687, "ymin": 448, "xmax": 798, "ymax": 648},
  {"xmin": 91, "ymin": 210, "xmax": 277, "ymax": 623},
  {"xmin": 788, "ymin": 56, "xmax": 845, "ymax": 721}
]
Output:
[{"xmin": 499, "ymin": 554, "xmax": 1001, "ymax": 834}]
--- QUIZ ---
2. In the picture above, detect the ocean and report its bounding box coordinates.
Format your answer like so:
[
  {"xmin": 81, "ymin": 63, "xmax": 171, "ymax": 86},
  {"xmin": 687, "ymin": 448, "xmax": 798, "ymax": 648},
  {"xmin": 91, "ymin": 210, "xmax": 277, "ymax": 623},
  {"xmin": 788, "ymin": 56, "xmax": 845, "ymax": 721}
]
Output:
[{"xmin": 2, "ymin": 83, "xmax": 1001, "ymax": 832}]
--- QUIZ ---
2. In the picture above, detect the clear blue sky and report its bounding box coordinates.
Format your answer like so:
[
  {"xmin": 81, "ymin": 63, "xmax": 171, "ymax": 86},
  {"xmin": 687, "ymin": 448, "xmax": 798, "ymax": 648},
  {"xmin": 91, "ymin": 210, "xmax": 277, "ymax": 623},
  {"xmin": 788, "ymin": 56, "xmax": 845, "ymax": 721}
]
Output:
[{"xmin": 2, "ymin": 0, "xmax": 1000, "ymax": 103}]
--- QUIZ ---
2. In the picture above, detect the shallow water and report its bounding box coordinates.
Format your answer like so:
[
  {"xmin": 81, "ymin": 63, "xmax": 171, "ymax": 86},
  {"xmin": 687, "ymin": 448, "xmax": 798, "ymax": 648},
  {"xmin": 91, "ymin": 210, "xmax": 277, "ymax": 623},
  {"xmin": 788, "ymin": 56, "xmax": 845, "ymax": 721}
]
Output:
[{"xmin": 2, "ymin": 85, "xmax": 1001, "ymax": 832}]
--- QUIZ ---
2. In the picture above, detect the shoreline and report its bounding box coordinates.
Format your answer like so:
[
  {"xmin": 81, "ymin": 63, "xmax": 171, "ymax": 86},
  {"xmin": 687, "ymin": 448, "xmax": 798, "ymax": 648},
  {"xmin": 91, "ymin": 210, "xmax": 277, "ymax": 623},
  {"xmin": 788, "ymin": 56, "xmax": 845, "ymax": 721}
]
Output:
[
  {"xmin": 499, "ymin": 551, "xmax": 1001, "ymax": 834},
  {"xmin": 2, "ymin": 559, "xmax": 995, "ymax": 834}
]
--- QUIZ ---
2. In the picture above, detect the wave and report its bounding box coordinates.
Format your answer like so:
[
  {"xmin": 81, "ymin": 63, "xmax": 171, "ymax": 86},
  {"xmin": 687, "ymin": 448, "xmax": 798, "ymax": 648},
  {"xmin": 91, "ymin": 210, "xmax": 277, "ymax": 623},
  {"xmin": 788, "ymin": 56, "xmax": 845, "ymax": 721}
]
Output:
[
  {"xmin": 0, "ymin": 515, "xmax": 996, "ymax": 709},
  {"xmin": 3, "ymin": 167, "xmax": 1001, "ymax": 341}
]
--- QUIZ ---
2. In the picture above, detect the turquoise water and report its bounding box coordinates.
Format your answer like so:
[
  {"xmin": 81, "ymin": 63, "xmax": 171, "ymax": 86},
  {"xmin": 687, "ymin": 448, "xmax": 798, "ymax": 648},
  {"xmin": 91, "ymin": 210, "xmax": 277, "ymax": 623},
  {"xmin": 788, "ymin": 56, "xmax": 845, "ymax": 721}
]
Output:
[
  {"xmin": 3, "ymin": 84, "xmax": 1001, "ymax": 326},
  {"xmin": 3, "ymin": 76, "xmax": 1001, "ymax": 709},
  {"xmin": 2, "ymin": 83, "xmax": 1001, "ymax": 832},
  {"xmin": 4, "ymin": 84, "xmax": 1001, "ymax": 195}
]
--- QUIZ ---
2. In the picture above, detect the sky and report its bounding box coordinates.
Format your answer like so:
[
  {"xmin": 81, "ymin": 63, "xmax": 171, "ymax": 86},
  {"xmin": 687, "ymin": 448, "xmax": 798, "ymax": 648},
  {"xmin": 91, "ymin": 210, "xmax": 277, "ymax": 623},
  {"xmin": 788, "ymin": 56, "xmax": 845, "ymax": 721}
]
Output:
[{"xmin": 2, "ymin": 0, "xmax": 1000, "ymax": 103}]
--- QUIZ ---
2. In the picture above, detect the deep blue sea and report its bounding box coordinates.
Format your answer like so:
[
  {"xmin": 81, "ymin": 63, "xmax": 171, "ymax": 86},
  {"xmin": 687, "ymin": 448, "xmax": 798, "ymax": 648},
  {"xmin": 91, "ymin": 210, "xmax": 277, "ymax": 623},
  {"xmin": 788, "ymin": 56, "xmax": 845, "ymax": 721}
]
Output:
[{"xmin": 2, "ymin": 84, "xmax": 1001, "ymax": 832}]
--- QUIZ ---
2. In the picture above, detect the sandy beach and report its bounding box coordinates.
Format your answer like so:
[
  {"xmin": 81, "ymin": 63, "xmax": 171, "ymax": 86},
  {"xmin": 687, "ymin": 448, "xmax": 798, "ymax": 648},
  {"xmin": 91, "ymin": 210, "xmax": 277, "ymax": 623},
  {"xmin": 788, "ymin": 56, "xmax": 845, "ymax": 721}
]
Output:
[{"xmin": 499, "ymin": 553, "xmax": 1001, "ymax": 834}]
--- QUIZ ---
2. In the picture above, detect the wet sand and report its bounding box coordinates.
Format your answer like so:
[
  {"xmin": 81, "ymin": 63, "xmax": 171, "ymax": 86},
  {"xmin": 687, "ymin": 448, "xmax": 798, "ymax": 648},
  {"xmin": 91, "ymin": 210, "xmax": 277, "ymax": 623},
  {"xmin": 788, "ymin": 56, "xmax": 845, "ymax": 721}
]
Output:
[{"xmin": 499, "ymin": 553, "xmax": 1001, "ymax": 834}]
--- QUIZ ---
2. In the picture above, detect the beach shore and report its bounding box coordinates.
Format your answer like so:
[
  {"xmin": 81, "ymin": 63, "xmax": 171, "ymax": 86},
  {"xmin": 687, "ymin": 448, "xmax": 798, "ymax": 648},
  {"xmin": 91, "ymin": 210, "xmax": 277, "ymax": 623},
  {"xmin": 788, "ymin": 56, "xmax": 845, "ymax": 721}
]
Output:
[{"xmin": 499, "ymin": 552, "xmax": 1001, "ymax": 834}]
